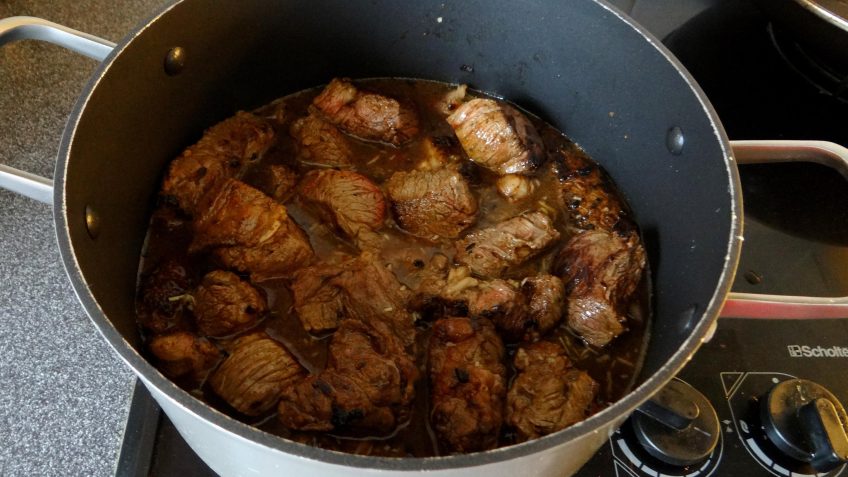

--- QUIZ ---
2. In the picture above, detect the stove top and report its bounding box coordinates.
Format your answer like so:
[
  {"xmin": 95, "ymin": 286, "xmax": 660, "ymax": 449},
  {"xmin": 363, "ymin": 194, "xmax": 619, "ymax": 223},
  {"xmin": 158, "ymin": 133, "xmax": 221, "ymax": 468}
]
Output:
[
  {"xmin": 579, "ymin": 318, "xmax": 848, "ymax": 477},
  {"xmin": 115, "ymin": 1, "xmax": 848, "ymax": 475}
]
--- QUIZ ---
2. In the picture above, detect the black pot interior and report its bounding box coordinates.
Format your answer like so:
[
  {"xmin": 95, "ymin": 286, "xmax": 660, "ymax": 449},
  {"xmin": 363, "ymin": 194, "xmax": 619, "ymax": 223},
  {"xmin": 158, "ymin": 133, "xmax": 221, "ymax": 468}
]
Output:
[{"xmin": 61, "ymin": 0, "xmax": 734, "ymax": 405}]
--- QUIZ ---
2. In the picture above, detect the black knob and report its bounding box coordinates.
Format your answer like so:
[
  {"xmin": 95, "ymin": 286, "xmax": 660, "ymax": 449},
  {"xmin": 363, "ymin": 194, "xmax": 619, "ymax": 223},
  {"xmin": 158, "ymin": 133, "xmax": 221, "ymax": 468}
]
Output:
[
  {"xmin": 761, "ymin": 379, "xmax": 848, "ymax": 472},
  {"xmin": 631, "ymin": 378, "xmax": 720, "ymax": 467}
]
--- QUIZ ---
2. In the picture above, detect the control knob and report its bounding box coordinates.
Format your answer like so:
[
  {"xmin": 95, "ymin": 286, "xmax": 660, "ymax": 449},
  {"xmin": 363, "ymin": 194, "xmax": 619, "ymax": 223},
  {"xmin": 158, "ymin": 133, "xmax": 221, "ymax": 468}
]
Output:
[
  {"xmin": 630, "ymin": 378, "xmax": 720, "ymax": 467},
  {"xmin": 761, "ymin": 379, "xmax": 848, "ymax": 472}
]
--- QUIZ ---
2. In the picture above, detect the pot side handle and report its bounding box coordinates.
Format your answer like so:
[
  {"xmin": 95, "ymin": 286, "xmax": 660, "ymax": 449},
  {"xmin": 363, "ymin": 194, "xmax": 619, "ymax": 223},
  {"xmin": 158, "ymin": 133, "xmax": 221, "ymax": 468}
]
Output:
[
  {"xmin": 0, "ymin": 16, "xmax": 116, "ymax": 204},
  {"xmin": 721, "ymin": 140, "xmax": 848, "ymax": 319}
]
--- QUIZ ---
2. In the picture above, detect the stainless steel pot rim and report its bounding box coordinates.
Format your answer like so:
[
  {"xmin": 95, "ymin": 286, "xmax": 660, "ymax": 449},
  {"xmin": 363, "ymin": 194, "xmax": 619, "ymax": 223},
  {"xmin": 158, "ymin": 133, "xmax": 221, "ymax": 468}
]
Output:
[
  {"xmin": 52, "ymin": 0, "xmax": 743, "ymax": 470},
  {"xmin": 797, "ymin": 0, "xmax": 848, "ymax": 32}
]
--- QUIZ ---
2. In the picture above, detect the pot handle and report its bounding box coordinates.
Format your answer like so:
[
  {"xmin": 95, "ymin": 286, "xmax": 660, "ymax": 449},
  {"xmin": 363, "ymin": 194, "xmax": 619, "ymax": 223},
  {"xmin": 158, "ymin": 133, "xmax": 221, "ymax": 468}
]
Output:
[
  {"xmin": 0, "ymin": 16, "xmax": 116, "ymax": 204},
  {"xmin": 721, "ymin": 140, "xmax": 848, "ymax": 319}
]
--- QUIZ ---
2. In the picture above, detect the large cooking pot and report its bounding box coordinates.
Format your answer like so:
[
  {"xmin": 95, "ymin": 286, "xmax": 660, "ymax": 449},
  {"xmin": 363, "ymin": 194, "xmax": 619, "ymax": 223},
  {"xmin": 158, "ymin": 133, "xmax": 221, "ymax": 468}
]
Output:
[{"xmin": 2, "ymin": 1, "xmax": 847, "ymax": 475}]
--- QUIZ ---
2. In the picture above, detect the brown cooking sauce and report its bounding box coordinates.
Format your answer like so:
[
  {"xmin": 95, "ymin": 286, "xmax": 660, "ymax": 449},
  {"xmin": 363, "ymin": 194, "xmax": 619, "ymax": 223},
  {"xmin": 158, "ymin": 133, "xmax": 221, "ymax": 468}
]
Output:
[{"xmin": 137, "ymin": 78, "xmax": 650, "ymax": 457}]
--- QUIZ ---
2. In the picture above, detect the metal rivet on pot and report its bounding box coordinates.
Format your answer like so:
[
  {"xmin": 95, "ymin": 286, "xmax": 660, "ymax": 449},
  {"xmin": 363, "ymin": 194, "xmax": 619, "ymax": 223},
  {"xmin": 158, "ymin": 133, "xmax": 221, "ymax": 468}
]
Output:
[
  {"xmin": 666, "ymin": 126, "xmax": 685, "ymax": 155},
  {"xmin": 164, "ymin": 47, "xmax": 186, "ymax": 76},
  {"xmin": 744, "ymin": 270, "xmax": 763, "ymax": 285},
  {"xmin": 85, "ymin": 205, "xmax": 100, "ymax": 239}
]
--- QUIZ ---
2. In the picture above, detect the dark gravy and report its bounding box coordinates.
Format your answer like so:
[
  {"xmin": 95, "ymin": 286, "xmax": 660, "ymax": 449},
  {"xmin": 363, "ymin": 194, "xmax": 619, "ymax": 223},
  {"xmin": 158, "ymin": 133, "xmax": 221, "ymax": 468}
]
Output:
[{"xmin": 137, "ymin": 78, "xmax": 650, "ymax": 457}]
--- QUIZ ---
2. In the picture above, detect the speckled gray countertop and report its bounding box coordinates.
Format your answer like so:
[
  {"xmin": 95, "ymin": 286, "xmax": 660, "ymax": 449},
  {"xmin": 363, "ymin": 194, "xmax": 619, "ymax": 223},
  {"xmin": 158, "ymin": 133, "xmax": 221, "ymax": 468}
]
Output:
[{"xmin": 0, "ymin": 1, "xmax": 164, "ymax": 476}]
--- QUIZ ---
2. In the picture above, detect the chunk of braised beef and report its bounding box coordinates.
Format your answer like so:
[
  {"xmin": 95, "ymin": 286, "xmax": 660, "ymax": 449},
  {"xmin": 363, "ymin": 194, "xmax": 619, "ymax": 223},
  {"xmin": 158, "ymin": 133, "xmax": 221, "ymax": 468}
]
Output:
[
  {"xmin": 210, "ymin": 332, "xmax": 305, "ymax": 416},
  {"xmin": 464, "ymin": 278, "xmax": 529, "ymax": 342},
  {"xmin": 411, "ymin": 259, "xmax": 481, "ymax": 317},
  {"xmin": 260, "ymin": 164, "xmax": 299, "ymax": 203},
  {"xmin": 291, "ymin": 253, "xmax": 415, "ymax": 347},
  {"xmin": 136, "ymin": 260, "xmax": 195, "ymax": 334},
  {"xmin": 506, "ymin": 341, "xmax": 598, "ymax": 441},
  {"xmin": 384, "ymin": 167, "xmax": 477, "ymax": 240},
  {"xmin": 330, "ymin": 254, "xmax": 415, "ymax": 349},
  {"xmin": 193, "ymin": 270, "xmax": 267, "ymax": 337},
  {"xmin": 454, "ymin": 211, "xmax": 560, "ymax": 278},
  {"xmin": 447, "ymin": 98, "xmax": 544, "ymax": 175},
  {"xmin": 412, "ymin": 259, "xmax": 563, "ymax": 342},
  {"xmin": 161, "ymin": 112, "xmax": 275, "ymax": 215},
  {"xmin": 553, "ymin": 148, "xmax": 627, "ymax": 232},
  {"xmin": 496, "ymin": 174, "xmax": 536, "ymax": 202},
  {"xmin": 408, "ymin": 253, "xmax": 461, "ymax": 317},
  {"xmin": 553, "ymin": 229, "xmax": 646, "ymax": 347},
  {"xmin": 429, "ymin": 317, "xmax": 506, "ymax": 453},
  {"xmin": 289, "ymin": 114, "xmax": 354, "ymax": 168},
  {"xmin": 190, "ymin": 179, "xmax": 314, "ymax": 281},
  {"xmin": 147, "ymin": 331, "xmax": 221, "ymax": 383},
  {"xmin": 312, "ymin": 78, "xmax": 420, "ymax": 146},
  {"xmin": 290, "ymin": 260, "xmax": 347, "ymax": 335},
  {"xmin": 521, "ymin": 274, "xmax": 566, "ymax": 342},
  {"xmin": 278, "ymin": 318, "xmax": 418, "ymax": 434},
  {"xmin": 298, "ymin": 169, "xmax": 387, "ymax": 249}
]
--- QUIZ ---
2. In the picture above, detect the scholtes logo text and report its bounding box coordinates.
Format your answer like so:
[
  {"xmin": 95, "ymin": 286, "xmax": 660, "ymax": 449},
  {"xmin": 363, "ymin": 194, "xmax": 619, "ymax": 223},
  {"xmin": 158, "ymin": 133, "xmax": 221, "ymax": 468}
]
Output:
[{"xmin": 787, "ymin": 345, "xmax": 848, "ymax": 358}]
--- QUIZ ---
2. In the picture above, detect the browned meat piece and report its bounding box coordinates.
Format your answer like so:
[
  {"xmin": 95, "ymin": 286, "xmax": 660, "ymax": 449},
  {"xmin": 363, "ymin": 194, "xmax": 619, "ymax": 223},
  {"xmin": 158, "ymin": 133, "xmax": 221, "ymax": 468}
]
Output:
[
  {"xmin": 290, "ymin": 261, "xmax": 346, "ymax": 335},
  {"xmin": 278, "ymin": 318, "xmax": 418, "ymax": 434},
  {"xmin": 454, "ymin": 211, "xmax": 561, "ymax": 278},
  {"xmin": 327, "ymin": 252, "xmax": 415, "ymax": 347},
  {"xmin": 148, "ymin": 331, "xmax": 221, "ymax": 382},
  {"xmin": 384, "ymin": 168, "xmax": 477, "ymax": 240},
  {"xmin": 429, "ymin": 317, "xmax": 506, "ymax": 453},
  {"xmin": 312, "ymin": 78, "xmax": 420, "ymax": 146},
  {"xmin": 496, "ymin": 174, "xmax": 536, "ymax": 202},
  {"xmin": 521, "ymin": 274, "xmax": 566, "ymax": 342},
  {"xmin": 413, "ymin": 260, "xmax": 559, "ymax": 342},
  {"xmin": 463, "ymin": 278, "xmax": 528, "ymax": 342},
  {"xmin": 554, "ymin": 149, "xmax": 627, "ymax": 232},
  {"xmin": 553, "ymin": 229, "xmax": 646, "ymax": 347},
  {"xmin": 416, "ymin": 136, "xmax": 464, "ymax": 171},
  {"xmin": 409, "ymin": 253, "xmax": 456, "ymax": 315},
  {"xmin": 506, "ymin": 341, "xmax": 598, "ymax": 441},
  {"xmin": 298, "ymin": 170, "xmax": 387, "ymax": 247},
  {"xmin": 210, "ymin": 332, "xmax": 305, "ymax": 416},
  {"xmin": 412, "ymin": 259, "xmax": 521, "ymax": 328},
  {"xmin": 161, "ymin": 112, "xmax": 275, "ymax": 214},
  {"xmin": 411, "ymin": 260, "xmax": 488, "ymax": 316},
  {"xmin": 289, "ymin": 114, "xmax": 353, "ymax": 168},
  {"xmin": 290, "ymin": 253, "xmax": 415, "ymax": 346},
  {"xmin": 192, "ymin": 270, "xmax": 267, "ymax": 337},
  {"xmin": 462, "ymin": 278, "xmax": 520, "ymax": 319},
  {"xmin": 447, "ymin": 98, "xmax": 544, "ymax": 175},
  {"xmin": 444, "ymin": 271, "xmax": 530, "ymax": 342},
  {"xmin": 191, "ymin": 179, "xmax": 314, "ymax": 281},
  {"xmin": 136, "ymin": 260, "xmax": 194, "ymax": 334},
  {"xmin": 261, "ymin": 164, "xmax": 298, "ymax": 203}
]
